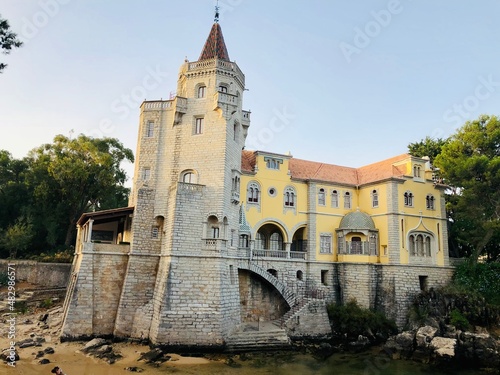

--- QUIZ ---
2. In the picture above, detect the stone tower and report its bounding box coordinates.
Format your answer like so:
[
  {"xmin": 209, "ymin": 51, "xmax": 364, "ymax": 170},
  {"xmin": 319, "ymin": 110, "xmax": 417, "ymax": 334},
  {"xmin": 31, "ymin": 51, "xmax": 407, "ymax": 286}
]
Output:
[{"xmin": 113, "ymin": 19, "xmax": 251, "ymax": 347}]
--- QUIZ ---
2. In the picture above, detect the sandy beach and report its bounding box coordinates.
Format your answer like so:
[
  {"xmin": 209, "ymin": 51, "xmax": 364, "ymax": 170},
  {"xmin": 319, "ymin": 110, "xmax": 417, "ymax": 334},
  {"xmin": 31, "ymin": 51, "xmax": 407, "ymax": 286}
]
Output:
[{"xmin": 0, "ymin": 299, "xmax": 238, "ymax": 375}]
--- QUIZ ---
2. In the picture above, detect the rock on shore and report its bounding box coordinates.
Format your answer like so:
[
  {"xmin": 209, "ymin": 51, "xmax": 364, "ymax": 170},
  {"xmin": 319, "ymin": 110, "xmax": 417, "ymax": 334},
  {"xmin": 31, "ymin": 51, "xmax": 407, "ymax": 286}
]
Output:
[{"xmin": 383, "ymin": 325, "xmax": 499, "ymax": 371}]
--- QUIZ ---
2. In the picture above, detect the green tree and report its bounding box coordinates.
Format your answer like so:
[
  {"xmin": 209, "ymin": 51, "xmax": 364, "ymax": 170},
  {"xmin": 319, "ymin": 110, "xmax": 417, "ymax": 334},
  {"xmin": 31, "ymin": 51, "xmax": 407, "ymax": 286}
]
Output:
[
  {"xmin": 0, "ymin": 219, "xmax": 34, "ymax": 258},
  {"xmin": 434, "ymin": 115, "xmax": 500, "ymax": 263},
  {"xmin": 408, "ymin": 136, "xmax": 448, "ymax": 164},
  {"xmin": 0, "ymin": 14, "xmax": 23, "ymax": 72},
  {"xmin": 26, "ymin": 134, "xmax": 134, "ymax": 247}
]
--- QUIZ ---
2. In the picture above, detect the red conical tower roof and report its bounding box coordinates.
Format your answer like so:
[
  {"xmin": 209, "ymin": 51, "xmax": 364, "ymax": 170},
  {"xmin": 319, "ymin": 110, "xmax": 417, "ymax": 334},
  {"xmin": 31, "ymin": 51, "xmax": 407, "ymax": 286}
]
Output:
[{"xmin": 199, "ymin": 22, "xmax": 230, "ymax": 61}]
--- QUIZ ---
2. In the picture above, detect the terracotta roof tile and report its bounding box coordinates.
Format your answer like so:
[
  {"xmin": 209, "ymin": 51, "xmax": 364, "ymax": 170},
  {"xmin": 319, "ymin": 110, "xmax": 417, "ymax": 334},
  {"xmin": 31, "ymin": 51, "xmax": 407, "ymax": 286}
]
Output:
[
  {"xmin": 241, "ymin": 151, "xmax": 411, "ymax": 186},
  {"xmin": 199, "ymin": 23, "xmax": 230, "ymax": 61}
]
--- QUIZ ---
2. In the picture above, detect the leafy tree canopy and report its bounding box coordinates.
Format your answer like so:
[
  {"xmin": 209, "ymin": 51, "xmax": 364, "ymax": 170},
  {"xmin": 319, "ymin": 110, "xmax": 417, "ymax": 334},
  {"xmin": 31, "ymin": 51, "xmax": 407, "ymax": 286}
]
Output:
[
  {"xmin": 26, "ymin": 134, "xmax": 134, "ymax": 246},
  {"xmin": 408, "ymin": 136, "xmax": 448, "ymax": 164},
  {"xmin": 434, "ymin": 115, "xmax": 500, "ymax": 262},
  {"xmin": 0, "ymin": 14, "xmax": 23, "ymax": 72},
  {"xmin": 0, "ymin": 134, "xmax": 134, "ymax": 258}
]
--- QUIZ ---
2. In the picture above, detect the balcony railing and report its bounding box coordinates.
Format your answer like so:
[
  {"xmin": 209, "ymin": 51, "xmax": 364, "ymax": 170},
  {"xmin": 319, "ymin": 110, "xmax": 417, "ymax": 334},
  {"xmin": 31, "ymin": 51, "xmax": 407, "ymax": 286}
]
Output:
[
  {"xmin": 339, "ymin": 241, "xmax": 377, "ymax": 256},
  {"xmin": 251, "ymin": 249, "xmax": 306, "ymax": 260},
  {"xmin": 203, "ymin": 238, "xmax": 227, "ymax": 252}
]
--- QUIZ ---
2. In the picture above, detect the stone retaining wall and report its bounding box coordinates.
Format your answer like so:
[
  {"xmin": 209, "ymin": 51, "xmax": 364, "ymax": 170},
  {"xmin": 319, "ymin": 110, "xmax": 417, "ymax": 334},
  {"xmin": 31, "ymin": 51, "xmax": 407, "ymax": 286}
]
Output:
[{"xmin": 0, "ymin": 259, "xmax": 71, "ymax": 288}]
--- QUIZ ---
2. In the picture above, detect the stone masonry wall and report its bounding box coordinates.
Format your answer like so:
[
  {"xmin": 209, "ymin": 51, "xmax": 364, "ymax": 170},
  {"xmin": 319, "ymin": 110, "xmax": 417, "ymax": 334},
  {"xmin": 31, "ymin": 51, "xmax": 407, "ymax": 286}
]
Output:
[
  {"xmin": 238, "ymin": 269, "xmax": 289, "ymax": 322},
  {"xmin": 0, "ymin": 260, "xmax": 70, "ymax": 288}
]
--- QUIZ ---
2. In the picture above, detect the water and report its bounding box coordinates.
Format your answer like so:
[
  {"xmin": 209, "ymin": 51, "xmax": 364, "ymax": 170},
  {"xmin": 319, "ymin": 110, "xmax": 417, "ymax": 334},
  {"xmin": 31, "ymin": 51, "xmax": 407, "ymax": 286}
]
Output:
[{"xmin": 153, "ymin": 350, "xmax": 486, "ymax": 375}]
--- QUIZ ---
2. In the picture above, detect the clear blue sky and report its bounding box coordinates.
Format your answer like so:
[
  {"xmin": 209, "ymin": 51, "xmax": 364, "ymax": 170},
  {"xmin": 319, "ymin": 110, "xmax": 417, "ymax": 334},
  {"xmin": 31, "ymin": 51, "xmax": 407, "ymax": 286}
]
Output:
[{"xmin": 1, "ymin": 1, "xmax": 499, "ymax": 184}]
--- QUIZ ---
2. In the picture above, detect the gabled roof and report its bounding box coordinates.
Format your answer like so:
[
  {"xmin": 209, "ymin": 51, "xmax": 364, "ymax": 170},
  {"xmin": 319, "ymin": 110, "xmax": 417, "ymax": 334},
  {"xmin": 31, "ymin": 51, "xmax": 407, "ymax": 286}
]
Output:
[
  {"xmin": 241, "ymin": 150, "xmax": 411, "ymax": 186},
  {"xmin": 199, "ymin": 23, "xmax": 230, "ymax": 61}
]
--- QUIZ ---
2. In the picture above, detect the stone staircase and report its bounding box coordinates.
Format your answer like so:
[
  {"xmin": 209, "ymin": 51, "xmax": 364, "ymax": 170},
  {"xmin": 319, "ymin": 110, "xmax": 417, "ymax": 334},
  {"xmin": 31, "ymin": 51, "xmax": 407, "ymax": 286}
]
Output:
[
  {"xmin": 273, "ymin": 298, "xmax": 327, "ymax": 330},
  {"xmin": 225, "ymin": 322, "xmax": 291, "ymax": 352}
]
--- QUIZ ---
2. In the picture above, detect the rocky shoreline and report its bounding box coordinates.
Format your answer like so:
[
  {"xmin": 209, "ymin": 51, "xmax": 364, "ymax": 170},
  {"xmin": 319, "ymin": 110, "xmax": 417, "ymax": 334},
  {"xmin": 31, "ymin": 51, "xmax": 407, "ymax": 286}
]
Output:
[{"xmin": 1, "ymin": 299, "xmax": 499, "ymax": 373}]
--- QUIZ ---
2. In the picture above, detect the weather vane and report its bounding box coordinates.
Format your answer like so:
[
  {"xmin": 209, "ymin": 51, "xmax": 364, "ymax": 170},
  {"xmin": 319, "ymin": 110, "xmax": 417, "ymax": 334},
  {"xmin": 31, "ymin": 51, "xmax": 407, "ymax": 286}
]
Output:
[{"xmin": 214, "ymin": 0, "xmax": 220, "ymax": 23}]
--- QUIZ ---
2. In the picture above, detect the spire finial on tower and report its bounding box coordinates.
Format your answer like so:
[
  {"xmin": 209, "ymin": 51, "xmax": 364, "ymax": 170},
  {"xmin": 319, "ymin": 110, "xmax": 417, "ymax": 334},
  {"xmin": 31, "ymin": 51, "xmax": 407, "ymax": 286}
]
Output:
[{"xmin": 214, "ymin": 1, "xmax": 220, "ymax": 23}]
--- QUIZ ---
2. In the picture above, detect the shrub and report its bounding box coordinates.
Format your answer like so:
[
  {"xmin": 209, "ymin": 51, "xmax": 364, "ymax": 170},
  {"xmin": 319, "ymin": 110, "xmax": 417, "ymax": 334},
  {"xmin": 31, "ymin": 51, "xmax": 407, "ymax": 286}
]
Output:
[
  {"xmin": 450, "ymin": 308, "xmax": 470, "ymax": 330},
  {"xmin": 327, "ymin": 299, "xmax": 397, "ymax": 341},
  {"xmin": 453, "ymin": 260, "xmax": 500, "ymax": 306}
]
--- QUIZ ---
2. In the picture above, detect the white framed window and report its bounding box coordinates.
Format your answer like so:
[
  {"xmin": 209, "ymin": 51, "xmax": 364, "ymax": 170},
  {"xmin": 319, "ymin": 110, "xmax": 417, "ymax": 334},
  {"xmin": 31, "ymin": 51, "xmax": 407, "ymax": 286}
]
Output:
[
  {"xmin": 404, "ymin": 191, "xmax": 414, "ymax": 207},
  {"xmin": 195, "ymin": 117, "xmax": 204, "ymax": 134},
  {"xmin": 197, "ymin": 85, "xmax": 206, "ymax": 98},
  {"xmin": 264, "ymin": 157, "xmax": 282, "ymax": 170},
  {"xmin": 247, "ymin": 181, "xmax": 260, "ymax": 204},
  {"xmin": 146, "ymin": 121, "xmax": 154, "ymax": 137},
  {"xmin": 320, "ymin": 234, "xmax": 332, "ymax": 254},
  {"xmin": 413, "ymin": 164, "xmax": 422, "ymax": 178},
  {"xmin": 371, "ymin": 189, "xmax": 379, "ymax": 208},
  {"xmin": 318, "ymin": 188, "xmax": 326, "ymax": 206},
  {"xmin": 141, "ymin": 167, "xmax": 151, "ymax": 181},
  {"xmin": 409, "ymin": 232, "xmax": 433, "ymax": 257},
  {"xmin": 331, "ymin": 190, "xmax": 339, "ymax": 208},
  {"xmin": 344, "ymin": 192, "xmax": 351, "ymax": 209},
  {"xmin": 426, "ymin": 194, "xmax": 435, "ymax": 210},
  {"xmin": 284, "ymin": 186, "xmax": 296, "ymax": 207}
]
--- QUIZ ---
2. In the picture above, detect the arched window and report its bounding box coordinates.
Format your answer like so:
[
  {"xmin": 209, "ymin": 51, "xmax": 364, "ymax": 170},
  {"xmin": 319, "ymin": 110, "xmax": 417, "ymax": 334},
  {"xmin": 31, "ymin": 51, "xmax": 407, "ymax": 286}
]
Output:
[
  {"xmin": 247, "ymin": 182, "xmax": 260, "ymax": 203},
  {"xmin": 331, "ymin": 190, "xmax": 339, "ymax": 208},
  {"xmin": 318, "ymin": 188, "xmax": 325, "ymax": 206},
  {"xmin": 182, "ymin": 171, "xmax": 197, "ymax": 184},
  {"xmin": 284, "ymin": 186, "xmax": 296, "ymax": 207},
  {"xmin": 426, "ymin": 194, "xmax": 435, "ymax": 210},
  {"xmin": 344, "ymin": 192, "xmax": 351, "ymax": 209},
  {"xmin": 207, "ymin": 215, "xmax": 219, "ymax": 239},
  {"xmin": 414, "ymin": 165, "xmax": 422, "ymax": 178},
  {"xmin": 408, "ymin": 232, "xmax": 433, "ymax": 257},
  {"xmin": 219, "ymin": 84, "xmax": 228, "ymax": 93},
  {"xmin": 404, "ymin": 191, "xmax": 413, "ymax": 207},
  {"xmin": 371, "ymin": 189, "xmax": 379, "ymax": 208}
]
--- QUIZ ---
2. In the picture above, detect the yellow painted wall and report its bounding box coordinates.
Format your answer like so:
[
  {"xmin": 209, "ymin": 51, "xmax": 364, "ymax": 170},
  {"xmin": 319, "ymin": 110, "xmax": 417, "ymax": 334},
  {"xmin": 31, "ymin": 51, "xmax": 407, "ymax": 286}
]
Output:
[{"xmin": 241, "ymin": 153, "xmax": 447, "ymax": 266}]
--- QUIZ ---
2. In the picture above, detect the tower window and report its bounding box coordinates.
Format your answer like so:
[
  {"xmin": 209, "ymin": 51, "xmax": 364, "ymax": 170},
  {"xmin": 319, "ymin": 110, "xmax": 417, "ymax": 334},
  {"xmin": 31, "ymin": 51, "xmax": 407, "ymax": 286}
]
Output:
[
  {"xmin": 195, "ymin": 117, "xmax": 204, "ymax": 134},
  {"xmin": 197, "ymin": 85, "xmax": 206, "ymax": 98},
  {"xmin": 151, "ymin": 226, "xmax": 159, "ymax": 239},
  {"xmin": 182, "ymin": 171, "xmax": 197, "ymax": 184},
  {"xmin": 141, "ymin": 167, "xmax": 151, "ymax": 181},
  {"xmin": 219, "ymin": 85, "xmax": 228, "ymax": 93},
  {"xmin": 146, "ymin": 121, "xmax": 154, "ymax": 137}
]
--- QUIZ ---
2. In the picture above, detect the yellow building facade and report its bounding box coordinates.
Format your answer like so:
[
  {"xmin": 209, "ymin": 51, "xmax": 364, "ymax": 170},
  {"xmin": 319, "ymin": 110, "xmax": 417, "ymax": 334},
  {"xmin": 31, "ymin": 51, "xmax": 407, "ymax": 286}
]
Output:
[{"xmin": 240, "ymin": 151, "xmax": 449, "ymax": 269}]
